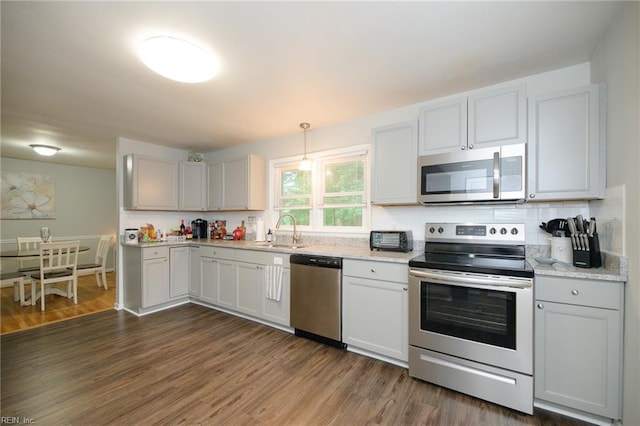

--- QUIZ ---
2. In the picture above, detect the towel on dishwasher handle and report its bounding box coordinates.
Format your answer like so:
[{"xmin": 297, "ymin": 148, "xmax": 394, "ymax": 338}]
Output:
[{"xmin": 264, "ymin": 265, "xmax": 283, "ymax": 302}]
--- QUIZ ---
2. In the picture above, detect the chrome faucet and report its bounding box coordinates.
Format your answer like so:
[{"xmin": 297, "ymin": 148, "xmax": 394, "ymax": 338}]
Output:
[{"xmin": 275, "ymin": 214, "xmax": 301, "ymax": 247}]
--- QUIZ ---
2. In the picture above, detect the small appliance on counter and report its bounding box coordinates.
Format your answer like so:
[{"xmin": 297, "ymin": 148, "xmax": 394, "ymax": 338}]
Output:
[
  {"xmin": 124, "ymin": 228, "xmax": 138, "ymax": 244},
  {"xmin": 191, "ymin": 219, "xmax": 208, "ymax": 239},
  {"xmin": 370, "ymin": 230, "xmax": 413, "ymax": 252}
]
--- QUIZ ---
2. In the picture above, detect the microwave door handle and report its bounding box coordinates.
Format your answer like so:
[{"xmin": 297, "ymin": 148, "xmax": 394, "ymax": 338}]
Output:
[{"xmin": 492, "ymin": 151, "xmax": 500, "ymax": 199}]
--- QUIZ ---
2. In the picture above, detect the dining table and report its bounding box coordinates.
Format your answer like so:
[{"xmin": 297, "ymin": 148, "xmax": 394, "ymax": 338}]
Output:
[{"xmin": 1, "ymin": 245, "xmax": 90, "ymax": 305}]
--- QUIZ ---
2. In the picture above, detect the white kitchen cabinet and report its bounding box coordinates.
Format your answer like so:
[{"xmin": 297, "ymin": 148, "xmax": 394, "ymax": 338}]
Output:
[
  {"xmin": 342, "ymin": 259, "xmax": 409, "ymax": 363},
  {"xmin": 141, "ymin": 247, "xmax": 170, "ymax": 308},
  {"xmin": 179, "ymin": 161, "xmax": 207, "ymax": 211},
  {"xmin": 419, "ymin": 85, "xmax": 526, "ymax": 155},
  {"xmin": 534, "ymin": 276, "xmax": 623, "ymax": 420},
  {"xmin": 199, "ymin": 246, "xmax": 237, "ymax": 308},
  {"xmin": 207, "ymin": 154, "xmax": 266, "ymax": 211},
  {"xmin": 123, "ymin": 154, "xmax": 178, "ymax": 210},
  {"xmin": 527, "ymin": 84, "xmax": 605, "ymax": 201},
  {"xmin": 188, "ymin": 246, "xmax": 201, "ymax": 297},
  {"xmin": 371, "ymin": 120, "xmax": 418, "ymax": 205},
  {"xmin": 236, "ymin": 261, "xmax": 262, "ymax": 317},
  {"xmin": 236, "ymin": 249, "xmax": 290, "ymax": 326},
  {"xmin": 169, "ymin": 246, "xmax": 190, "ymax": 299}
]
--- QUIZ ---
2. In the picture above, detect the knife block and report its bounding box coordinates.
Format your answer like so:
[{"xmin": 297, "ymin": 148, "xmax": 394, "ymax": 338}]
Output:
[{"xmin": 573, "ymin": 234, "xmax": 602, "ymax": 268}]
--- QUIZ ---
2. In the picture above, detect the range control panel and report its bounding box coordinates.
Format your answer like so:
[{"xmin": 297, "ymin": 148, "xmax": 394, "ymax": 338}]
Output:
[{"xmin": 425, "ymin": 223, "xmax": 525, "ymax": 244}]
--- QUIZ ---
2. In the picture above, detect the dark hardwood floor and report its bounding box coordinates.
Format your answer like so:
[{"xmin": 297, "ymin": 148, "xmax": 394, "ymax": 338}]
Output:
[{"xmin": 1, "ymin": 304, "xmax": 592, "ymax": 425}]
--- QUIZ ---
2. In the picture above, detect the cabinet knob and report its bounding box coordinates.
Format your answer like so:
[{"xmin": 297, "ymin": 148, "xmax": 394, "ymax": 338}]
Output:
[
  {"xmin": 370, "ymin": 269, "xmax": 375, "ymax": 273},
  {"xmin": 571, "ymin": 289, "xmax": 579, "ymax": 295},
  {"xmin": 537, "ymin": 303, "xmax": 544, "ymax": 309},
  {"xmin": 529, "ymin": 193, "xmax": 536, "ymax": 198},
  {"xmin": 468, "ymin": 144, "xmax": 474, "ymax": 149},
  {"xmin": 403, "ymin": 287, "xmax": 407, "ymax": 292},
  {"xmin": 460, "ymin": 146, "xmax": 466, "ymax": 150}
]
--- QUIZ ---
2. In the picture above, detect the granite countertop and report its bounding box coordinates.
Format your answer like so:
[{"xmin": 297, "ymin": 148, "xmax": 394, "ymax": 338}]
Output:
[
  {"xmin": 122, "ymin": 238, "xmax": 416, "ymax": 264},
  {"xmin": 122, "ymin": 239, "xmax": 627, "ymax": 282}
]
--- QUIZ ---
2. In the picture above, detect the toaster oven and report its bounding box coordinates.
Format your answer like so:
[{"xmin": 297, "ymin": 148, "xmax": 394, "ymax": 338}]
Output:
[{"xmin": 370, "ymin": 230, "xmax": 413, "ymax": 252}]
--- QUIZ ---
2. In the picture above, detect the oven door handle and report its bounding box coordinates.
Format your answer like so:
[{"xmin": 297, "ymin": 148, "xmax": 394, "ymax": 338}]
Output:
[{"xmin": 409, "ymin": 269, "xmax": 532, "ymax": 289}]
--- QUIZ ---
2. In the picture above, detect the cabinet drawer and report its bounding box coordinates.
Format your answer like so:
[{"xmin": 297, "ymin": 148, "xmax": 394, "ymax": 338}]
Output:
[
  {"xmin": 199, "ymin": 246, "xmax": 236, "ymax": 260},
  {"xmin": 142, "ymin": 246, "xmax": 169, "ymax": 260},
  {"xmin": 343, "ymin": 259, "xmax": 408, "ymax": 283},
  {"xmin": 535, "ymin": 276, "xmax": 622, "ymax": 309},
  {"xmin": 236, "ymin": 249, "xmax": 290, "ymax": 268}
]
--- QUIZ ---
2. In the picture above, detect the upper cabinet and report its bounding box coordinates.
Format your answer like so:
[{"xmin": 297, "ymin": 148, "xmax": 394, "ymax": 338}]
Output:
[
  {"xmin": 124, "ymin": 154, "xmax": 178, "ymax": 210},
  {"xmin": 207, "ymin": 154, "xmax": 267, "ymax": 211},
  {"xmin": 527, "ymin": 84, "xmax": 605, "ymax": 201},
  {"xmin": 179, "ymin": 161, "xmax": 207, "ymax": 211},
  {"xmin": 419, "ymin": 85, "xmax": 526, "ymax": 155},
  {"xmin": 371, "ymin": 120, "xmax": 418, "ymax": 205}
]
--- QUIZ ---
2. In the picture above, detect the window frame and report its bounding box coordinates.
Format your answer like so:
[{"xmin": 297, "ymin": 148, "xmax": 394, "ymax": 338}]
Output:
[{"xmin": 271, "ymin": 144, "xmax": 370, "ymax": 234}]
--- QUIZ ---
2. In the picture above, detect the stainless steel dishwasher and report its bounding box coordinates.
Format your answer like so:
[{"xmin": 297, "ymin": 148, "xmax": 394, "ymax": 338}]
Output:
[{"xmin": 290, "ymin": 254, "xmax": 345, "ymax": 348}]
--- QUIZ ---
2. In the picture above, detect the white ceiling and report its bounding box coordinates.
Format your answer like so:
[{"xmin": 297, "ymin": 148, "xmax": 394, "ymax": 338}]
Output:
[{"xmin": 1, "ymin": 1, "xmax": 624, "ymax": 170}]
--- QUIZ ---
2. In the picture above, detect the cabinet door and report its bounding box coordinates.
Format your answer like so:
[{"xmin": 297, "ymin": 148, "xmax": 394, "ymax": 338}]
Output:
[
  {"xmin": 206, "ymin": 162, "xmax": 223, "ymax": 210},
  {"xmin": 236, "ymin": 261, "xmax": 262, "ymax": 317},
  {"xmin": 527, "ymin": 84, "xmax": 604, "ymax": 201},
  {"xmin": 189, "ymin": 247, "xmax": 201, "ymax": 297},
  {"xmin": 216, "ymin": 259, "xmax": 238, "ymax": 309},
  {"xmin": 262, "ymin": 267, "xmax": 290, "ymax": 326},
  {"xmin": 468, "ymin": 85, "xmax": 526, "ymax": 149},
  {"xmin": 179, "ymin": 162, "xmax": 206, "ymax": 211},
  {"xmin": 535, "ymin": 300, "xmax": 620, "ymax": 418},
  {"xmin": 418, "ymin": 97, "xmax": 467, "ymax": 155},
  {"xmin": 200, "ymin": 257, "xmax": 218, "ymax": 304},
  {"xmin": 222, "ymin": 158, "xmax": 249, "ymax": 210},
  {"xmin": 142, "ymin": 256, "xmax": 169, "ymax": 307},
  {"xmin": 343, "ymin": 275, "xmax": 408, "ymax": 362},
  {"xmin": 169, "ymin": 246, "xmax": 189, "ymax": 299},
  {"xmin": 125, "ymin": 154, "xmax": 178, "ymax": 210},
  {"xmin": 371, "ymin": 120, "xmax": 418, "ymax": 205}
]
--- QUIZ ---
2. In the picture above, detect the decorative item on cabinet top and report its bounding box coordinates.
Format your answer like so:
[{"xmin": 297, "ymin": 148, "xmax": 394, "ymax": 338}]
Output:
[{"xmin": 188, "ymin": 152, "xmax": 203, "ymax": 162}]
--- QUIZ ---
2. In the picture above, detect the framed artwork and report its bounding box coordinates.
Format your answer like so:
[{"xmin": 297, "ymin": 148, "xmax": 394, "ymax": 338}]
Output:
[{"xmin": 1, "ymin": 172, "xmax": 56, "ymax": 219}]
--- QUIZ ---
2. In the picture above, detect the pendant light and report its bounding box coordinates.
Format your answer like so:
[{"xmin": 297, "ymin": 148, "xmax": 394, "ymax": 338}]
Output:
[{"xmin": 299, "ymin": 122, "xmax": 312, "ymax": 171}]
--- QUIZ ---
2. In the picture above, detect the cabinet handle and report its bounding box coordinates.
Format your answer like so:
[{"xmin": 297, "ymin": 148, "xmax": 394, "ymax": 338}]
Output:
[
  {"xmin": 468, "ymin": 144, "xmax": 474, "ymax": 149},
  {"xmin": 571, "ymin": 289, "xmax": 579, "ymax": 295},
  {"xmin": 461, "ymin": 146, "xmax": 466, "ymax": 150},
  {"xmin": 537, "ymin": 303, "xmax": 544, "ymax": 309},
  {"xmin": 529, "ymin": 193, "xmax": 536, "ymax": 198},
  {"xmin": 403, "ymin": 287, "xmax": 407, "ymax": 291},
  {"xmin": 370, "ymin": 269, "xmax": 375, "ymax": 273}
]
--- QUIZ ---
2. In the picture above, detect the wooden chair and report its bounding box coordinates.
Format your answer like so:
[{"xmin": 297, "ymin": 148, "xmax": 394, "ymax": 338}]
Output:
[
  {"xmin": 17, "ymin": 236, "xmax": 44, "ymax": 274},
  {"xmin": 76, "ymin": 235, "xmax": 112, "ymax": 289},
  {"xmin": 1, "ymin": 269, "xmax": 27, "ymax": 306},
  {"xmin": 30, "ymin": 241, "xmax": 80, "ymax": 312}
]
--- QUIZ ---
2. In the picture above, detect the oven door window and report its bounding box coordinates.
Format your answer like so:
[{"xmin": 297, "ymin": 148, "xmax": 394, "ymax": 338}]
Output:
[
  {"xmin": 420, "ymin": 282, "xmax": 516, "ymax": 349},
  {"xmin": 421, "ymin": 158, "xmax": 493, "ymax": 195}
]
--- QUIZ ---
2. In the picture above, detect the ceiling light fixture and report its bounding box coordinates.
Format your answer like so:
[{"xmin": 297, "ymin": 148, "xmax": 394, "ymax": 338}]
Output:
[
  {"xmin": 30, "ymin": 144, "xmax": 60, "ymax": 156},
  {"xmin": 299, "ymin": 122, "xmax": 312, "ymax": 171},
  {"xmin": 138, "ymin": 36, "xmax": 218, "ymax": 83}
]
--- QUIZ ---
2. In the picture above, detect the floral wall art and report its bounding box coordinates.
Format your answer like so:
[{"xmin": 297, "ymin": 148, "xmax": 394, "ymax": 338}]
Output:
[{"xmin": 1, "ymin": 172, "xmax": 56, "ymax": 219}]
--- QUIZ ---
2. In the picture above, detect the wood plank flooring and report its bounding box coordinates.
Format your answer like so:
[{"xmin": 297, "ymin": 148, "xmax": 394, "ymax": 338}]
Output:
[
  {"xmin": 0, "ymin": 272, "xmax": 116, "ymax": 334},
  {"xmin": 1, "ymin": 304, "xmax": 591, "ymax": 425}
]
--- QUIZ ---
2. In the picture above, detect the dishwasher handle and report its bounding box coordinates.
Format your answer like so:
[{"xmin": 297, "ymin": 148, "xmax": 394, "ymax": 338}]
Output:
[{"xmin": 290, "ymin": 254, "xmax": 342, "ymax": 269}]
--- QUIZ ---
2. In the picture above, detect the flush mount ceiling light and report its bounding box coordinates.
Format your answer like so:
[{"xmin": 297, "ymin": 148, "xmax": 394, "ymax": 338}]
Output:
[
  {"xmin": 299, "ymin": 123, "xmax": 312, "ymax": 171},
  {"xmin": 138, "ymin": 36, "xmax": 218, "ymax": 83},
  {"xmin": 30, "ymin": 144, "xmax": 60, "ymax": 156}
]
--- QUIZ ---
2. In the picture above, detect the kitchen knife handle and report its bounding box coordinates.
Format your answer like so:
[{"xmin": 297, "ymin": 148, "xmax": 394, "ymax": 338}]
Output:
[{"xmin": 492, "ymin": 151, "xmax": 500, "ymax": 199}]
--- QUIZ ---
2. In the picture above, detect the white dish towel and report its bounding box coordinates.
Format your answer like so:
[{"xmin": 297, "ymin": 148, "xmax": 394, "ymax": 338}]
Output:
[{"xmin": 264, "ymin": 265, "xmax": 283, "ymax": 302}]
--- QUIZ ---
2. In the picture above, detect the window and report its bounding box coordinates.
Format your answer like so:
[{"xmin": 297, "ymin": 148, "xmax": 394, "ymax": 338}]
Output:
[{"xmin": 273, "ymin": 146, "xmax": 369, "ymax": 232}]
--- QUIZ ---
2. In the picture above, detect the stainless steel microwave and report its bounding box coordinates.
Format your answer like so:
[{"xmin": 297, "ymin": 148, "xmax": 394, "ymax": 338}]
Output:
[{"xmin": 418, "ymin": 143, "xmax": 526, "ymax": 205}]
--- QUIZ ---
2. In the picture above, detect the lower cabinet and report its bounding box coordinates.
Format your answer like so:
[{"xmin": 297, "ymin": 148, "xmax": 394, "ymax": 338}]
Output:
[
  {"xmin": 342, "ymin": 259, "xmax": 409, "ymax": 363},
  {"xmin": 169, "ymin": 246, "xmax": 190, "ymax": 299},
  {"xmin": 198, "ymin": 247, "xmax": 290, "ymax": 327},
  {"xmin": 534, "ymin": 276, "xmax": 624, "ymax": 420}
]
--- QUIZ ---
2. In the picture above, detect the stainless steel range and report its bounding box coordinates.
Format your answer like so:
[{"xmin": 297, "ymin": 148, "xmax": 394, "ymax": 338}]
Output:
[{"xmin": 408, "ymin": 223, "xmax": 534, "ymax": 414}]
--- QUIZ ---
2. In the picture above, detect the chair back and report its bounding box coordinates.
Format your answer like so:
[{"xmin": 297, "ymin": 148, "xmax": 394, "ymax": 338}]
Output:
[
  {"xmin": 38, "ymin": 241, "xmax": 80, "ymax": 278},
  {"xmin": 95, "ymin": 235, "xmax": 112, "ymax": 266},
  {"xmin": 17, "ymin": 237, "xmax": 43, "ymax": 253}
]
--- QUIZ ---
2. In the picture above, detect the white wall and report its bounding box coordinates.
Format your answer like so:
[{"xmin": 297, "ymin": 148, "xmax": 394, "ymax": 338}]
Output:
[
  {"xmin": 591, "ymin": 3, "xmax": 640, "ymax": 425},
  {"xmin": 0, "ymin": 157, "xmax": 117, "ymax": 271}
]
